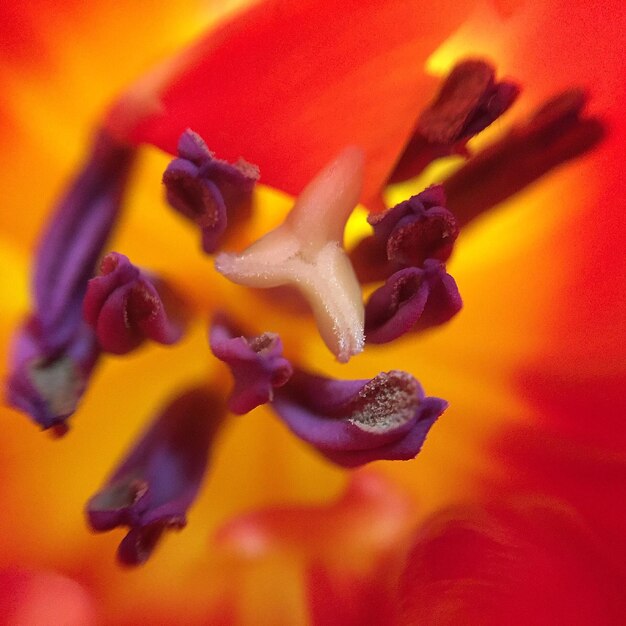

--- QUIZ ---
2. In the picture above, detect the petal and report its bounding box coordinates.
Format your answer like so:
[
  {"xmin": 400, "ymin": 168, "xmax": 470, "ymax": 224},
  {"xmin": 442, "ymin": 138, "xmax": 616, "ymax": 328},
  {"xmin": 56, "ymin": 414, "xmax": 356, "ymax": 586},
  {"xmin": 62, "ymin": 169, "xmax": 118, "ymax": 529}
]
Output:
[
  {"xmin": 400, "ymin": 498, "xmax": 626, "ymax": 625},
  {"xmin": 215, "ymin": 472, "xmax": 416, "ymax": 624},
  {"xmin": 0, "ymin": 568, "xmax": 96, "ymax": 626},
  {"xmin": 110, "ymin": 0, "xmax": 478, "ymax": 205}
]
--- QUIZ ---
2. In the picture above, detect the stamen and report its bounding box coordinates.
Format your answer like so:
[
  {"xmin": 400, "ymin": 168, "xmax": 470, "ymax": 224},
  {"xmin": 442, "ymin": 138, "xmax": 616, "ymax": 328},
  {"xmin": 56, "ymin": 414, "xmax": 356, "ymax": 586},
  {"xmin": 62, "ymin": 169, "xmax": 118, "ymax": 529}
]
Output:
[
  {"xmin": 444, "ymin": 88, "xmax": 605, "ymax": 225},
  {"xmin": 390, "ymin": 59, "xmax": 520, "ymax": 183},
  {"xmin": 86, "ymin": 386, "xmax": 224, "ymax": 566},
  {"xmin": 351, "ymin": 185, "xmax": 459, "ymax": 283},
  {"xmin": 163, "ymin": 130, "xmax": 259, "ymax": 253},
  {"xmin": 6, "ymin": 129, "xmax": 134, "ymax": 430},
  {"xmin": 83, "ymin": 252, "xmax": 186, "ymax": 355},
  {"xmin": 215, "ymin": 147, "xmax": 366, "ymax": 363},
  {"xmin": 272, "ymin": 369, "xmax": 447, "ymax": 467},
  {"xmin": 365, "ymin": 260, "xmax": 462, "ymax": 344},
  {"xmin": 6, "ymin": 320, "xmax": 99, "ymax": 433},
  {"xmin": 418, "ymin": 59, "xmax": 520, "ymax": 144},
  {"xmin": 34, "ymin": 130, "xmax": 135, "ymax": 352},
  {"xmin": 209, "ymin": 315, "xmax": 293, "ymax": 414}
]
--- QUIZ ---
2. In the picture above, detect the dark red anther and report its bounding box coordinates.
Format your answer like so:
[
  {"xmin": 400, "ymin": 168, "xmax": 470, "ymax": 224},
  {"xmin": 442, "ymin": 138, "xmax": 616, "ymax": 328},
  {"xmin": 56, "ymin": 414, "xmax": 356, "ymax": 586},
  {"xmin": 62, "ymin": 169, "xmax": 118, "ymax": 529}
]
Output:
[
  {"xmin": 444, "ymin": 89, "xmax": 605, "ymax": 225},
  {"xmin": 390, "ymin": 59, "xmax": 520, "ymax": 183}
]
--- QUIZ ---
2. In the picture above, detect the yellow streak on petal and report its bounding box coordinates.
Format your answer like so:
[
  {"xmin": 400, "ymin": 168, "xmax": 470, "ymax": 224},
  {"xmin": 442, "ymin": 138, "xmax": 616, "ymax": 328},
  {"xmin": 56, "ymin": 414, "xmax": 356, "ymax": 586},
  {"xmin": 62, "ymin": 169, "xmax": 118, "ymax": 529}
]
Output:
[{"xmin": 0, "ymin": 239, "xmax": 29, "ymax": 319}]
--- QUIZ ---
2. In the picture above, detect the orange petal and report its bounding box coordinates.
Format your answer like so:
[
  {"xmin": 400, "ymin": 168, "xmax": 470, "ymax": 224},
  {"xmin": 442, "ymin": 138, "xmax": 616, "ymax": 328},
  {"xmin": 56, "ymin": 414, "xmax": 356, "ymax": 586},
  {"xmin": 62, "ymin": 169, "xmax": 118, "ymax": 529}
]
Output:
[
  {"xmin": 215, "ymin": 472, "xmax": 416, "ymax": 623},
  {"xmin": 216, "ymin": 471, "xmax": 415, "ymax": 564}
]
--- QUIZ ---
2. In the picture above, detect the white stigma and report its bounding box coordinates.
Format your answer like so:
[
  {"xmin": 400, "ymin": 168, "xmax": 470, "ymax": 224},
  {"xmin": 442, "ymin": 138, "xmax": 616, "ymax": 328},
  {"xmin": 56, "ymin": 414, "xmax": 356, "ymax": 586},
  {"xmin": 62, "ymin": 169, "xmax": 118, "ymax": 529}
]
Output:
[{"xmin": 215, "ymin": 147, "xmax": 366, "ymax": 362}]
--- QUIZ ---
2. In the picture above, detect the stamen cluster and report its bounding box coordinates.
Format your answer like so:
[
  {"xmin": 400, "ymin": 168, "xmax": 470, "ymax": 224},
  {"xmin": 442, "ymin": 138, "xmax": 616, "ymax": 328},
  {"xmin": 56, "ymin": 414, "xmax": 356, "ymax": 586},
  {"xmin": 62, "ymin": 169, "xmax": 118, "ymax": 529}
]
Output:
[{"xmin": 5, "ymin": 55, "xmax": 602, "ymax": 564}]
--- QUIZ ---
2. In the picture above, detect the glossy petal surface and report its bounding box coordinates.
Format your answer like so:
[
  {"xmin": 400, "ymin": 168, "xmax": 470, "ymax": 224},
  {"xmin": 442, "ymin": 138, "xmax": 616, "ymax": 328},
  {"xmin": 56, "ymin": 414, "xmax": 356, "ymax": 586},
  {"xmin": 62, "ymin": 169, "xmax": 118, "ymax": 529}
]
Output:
[{"xmin": 400, "ymin": 499, "xmax": 626, "ymax": 625}]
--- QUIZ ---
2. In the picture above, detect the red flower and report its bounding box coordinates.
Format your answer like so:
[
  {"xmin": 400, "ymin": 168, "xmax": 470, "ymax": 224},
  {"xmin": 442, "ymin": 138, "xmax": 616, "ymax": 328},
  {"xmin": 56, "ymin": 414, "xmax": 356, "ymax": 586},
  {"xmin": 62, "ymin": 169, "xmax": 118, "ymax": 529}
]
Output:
[{"xmin": 0, "ymin": 0, "xmax": 624, "ymax": 622}]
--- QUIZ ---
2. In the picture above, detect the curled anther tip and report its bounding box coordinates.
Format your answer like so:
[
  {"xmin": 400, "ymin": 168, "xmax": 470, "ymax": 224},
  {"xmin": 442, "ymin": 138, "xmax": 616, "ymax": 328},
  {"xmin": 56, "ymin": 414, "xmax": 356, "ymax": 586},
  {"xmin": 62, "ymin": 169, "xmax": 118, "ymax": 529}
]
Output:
[
  {"xmin": 272, "ymin": 369, "xmax": 447, "ymax": 467},
  {"xmin": 86, "ymin": 386, "xmax": 224, "ymax": 566},
  {"xmin": 209, "ymin": 315, "xmax": 293, "ymax": 414},
  {"xmin": 417, "ymin": 59, "xmax": 520, "ymax": 144},
  {"xmin": 372, "ymin": 185, "xmax": 458, "ymax": 266},
  {"xmin": 177, "ymin": 128, "xmax": 211, "ymax": 163},
  {"xmin": 352, "ymin": 185, "xmax": 459, "ymax": 284},
  {"xmin": 365, "ymin": 260, "xmax": 462, "ymax": 344},
  {"xmin": 83, "ymin": 252, "xmax": 186, "ymax": 355},
  {"xmin": 444, "ymin": 87, "xmax": 606, "ymax": 225},
  {"xmin": 531, "ymin": 88, "xmax": 588, "ymax": 125},
  {"xmin": 163, "ymin": 129, "xmax": 259, "ymax": 253}
]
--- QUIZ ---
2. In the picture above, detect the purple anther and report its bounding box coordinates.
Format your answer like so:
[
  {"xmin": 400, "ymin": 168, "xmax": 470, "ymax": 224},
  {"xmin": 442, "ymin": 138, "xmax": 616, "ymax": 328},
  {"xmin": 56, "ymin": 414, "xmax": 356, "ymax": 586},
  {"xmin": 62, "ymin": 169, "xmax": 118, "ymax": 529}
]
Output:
[
  {"xmin": 83, "ymin": 252, "xmax": 186, "ymax": 355},
  {"xmin": 33, "ymin": 130, "xmax": 135, "ymax": 353},
  {"xmin": 390, "ymin": 59, "xmax": 520, "ymax": 183},
  {"xmin": 365, "ymin": 260, "xmax": 462, "ymax": 344},
  {"xmin": 209, "ymin": 315, "xmax": 293, "ymax": 414},
  {"xmin": 86, "ymin": 386, "xmax": 224, "ymax": 566},
  {"xmin": 370, "ymin": 185, "xmax": 459, "ymax": 266},
  {"xmin": 272, "ymin": 369, "xmax": 447, "ymax": 467},
  {"xmin": 5, "ymin": 129, "xmax": 135, "ymax": 430},
  {"xmin": 6, "ymin": 318, "xmax": 100, "ymax": 434},
  {"xmin": 162, "ymin": 129, "xmax": 259, "ymax": 253},
  {"xmin": 351, "ymin": 186, "xmax": 458, "ymax": 284}
]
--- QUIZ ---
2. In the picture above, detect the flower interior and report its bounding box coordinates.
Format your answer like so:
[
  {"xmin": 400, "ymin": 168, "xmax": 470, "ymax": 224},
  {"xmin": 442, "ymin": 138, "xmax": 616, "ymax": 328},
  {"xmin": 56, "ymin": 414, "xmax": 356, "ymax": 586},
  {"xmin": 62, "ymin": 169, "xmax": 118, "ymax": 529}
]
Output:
[{"xmin": 4, "ymin": 7, "xmax": 605, "ymax": 567}]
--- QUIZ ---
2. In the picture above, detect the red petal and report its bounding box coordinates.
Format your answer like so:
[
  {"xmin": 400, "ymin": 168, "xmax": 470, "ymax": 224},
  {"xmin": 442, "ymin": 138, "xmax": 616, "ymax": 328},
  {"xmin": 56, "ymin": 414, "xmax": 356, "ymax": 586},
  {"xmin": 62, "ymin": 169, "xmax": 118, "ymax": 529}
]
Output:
[
  {"xmin": 400, "ymin": 498, "xmax": 626, "ymax": 625},
  {"xmin": 0, "ymin": 568, "xmax": 95, "ymax": 625},
  {"xmin": 110, "ymin": 0, "xmax": 477, "ymax": 204},
  {"xmin": 215, "ymin": 472, "xmax": 415, "ymax": 624}
]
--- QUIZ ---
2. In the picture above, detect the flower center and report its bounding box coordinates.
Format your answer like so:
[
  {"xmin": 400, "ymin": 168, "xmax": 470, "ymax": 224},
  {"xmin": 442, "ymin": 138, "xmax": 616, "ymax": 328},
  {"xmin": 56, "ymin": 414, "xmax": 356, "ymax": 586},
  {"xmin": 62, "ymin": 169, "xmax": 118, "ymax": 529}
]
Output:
[{"xmin": 215, "ymin": 146, "xmax": 366, "ymax": 363}]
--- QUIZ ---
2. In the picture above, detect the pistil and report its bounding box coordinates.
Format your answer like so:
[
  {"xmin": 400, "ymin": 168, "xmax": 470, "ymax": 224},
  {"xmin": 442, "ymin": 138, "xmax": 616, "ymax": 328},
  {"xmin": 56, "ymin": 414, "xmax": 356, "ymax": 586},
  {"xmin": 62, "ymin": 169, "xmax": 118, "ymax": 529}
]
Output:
[{"xmin": 215, "ymin": 147, "xmax": 366, "ymax": 363}]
